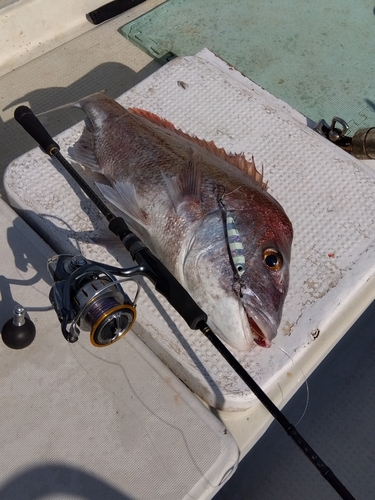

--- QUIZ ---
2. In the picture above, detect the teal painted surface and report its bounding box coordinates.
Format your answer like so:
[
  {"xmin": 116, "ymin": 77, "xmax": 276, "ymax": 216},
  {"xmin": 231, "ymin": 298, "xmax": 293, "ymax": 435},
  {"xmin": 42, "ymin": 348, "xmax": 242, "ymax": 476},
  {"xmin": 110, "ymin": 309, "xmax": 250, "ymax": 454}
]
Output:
[{"xmin": 121, "ymin": 0, "xmax": 375, "ymax": 131}]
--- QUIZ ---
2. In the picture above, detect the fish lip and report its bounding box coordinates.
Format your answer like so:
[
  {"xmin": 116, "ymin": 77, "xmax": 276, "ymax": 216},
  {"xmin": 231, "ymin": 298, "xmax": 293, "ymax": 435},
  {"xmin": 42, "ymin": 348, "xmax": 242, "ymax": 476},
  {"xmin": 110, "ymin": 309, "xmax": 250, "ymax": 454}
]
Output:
[
  {"xmin": 244, "ymin": 304, "xmax": 277, "ymax": 347},
  {"xmin": 241, "ymin": 287, "xmax": 279, "ymax": 348},
  {"xmin": 249, "ymin": 317, "xmax": 271, "ymax": 348}
]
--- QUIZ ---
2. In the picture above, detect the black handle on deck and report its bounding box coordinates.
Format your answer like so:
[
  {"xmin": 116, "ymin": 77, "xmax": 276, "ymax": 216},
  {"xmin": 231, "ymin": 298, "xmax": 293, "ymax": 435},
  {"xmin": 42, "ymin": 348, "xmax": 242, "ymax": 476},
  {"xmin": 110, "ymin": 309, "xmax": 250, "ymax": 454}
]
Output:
[
  {"xmin": 14, "ymin": 106, "xmax": 60, "ymax": 155},
  {"xmin": 87, "ymin": 0, "xmax": 146, "ymax": 24}
]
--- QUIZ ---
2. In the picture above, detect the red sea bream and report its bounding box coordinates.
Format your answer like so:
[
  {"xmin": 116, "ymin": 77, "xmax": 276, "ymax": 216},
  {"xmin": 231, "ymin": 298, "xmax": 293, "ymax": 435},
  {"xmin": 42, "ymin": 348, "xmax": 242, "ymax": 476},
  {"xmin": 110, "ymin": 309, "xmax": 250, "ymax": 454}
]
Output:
[{"xmin": 71, "ymin": 93, "xmax": 293, "ymax": 351}]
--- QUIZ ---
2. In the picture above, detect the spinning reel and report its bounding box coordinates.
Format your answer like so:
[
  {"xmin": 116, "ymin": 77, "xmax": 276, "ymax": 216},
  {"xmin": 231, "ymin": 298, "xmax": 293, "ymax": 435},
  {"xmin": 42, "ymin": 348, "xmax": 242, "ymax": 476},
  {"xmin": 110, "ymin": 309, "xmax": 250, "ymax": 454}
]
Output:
[{"xmin": 48, "ymin": 254, "xmax": 140, "ymax": 347}]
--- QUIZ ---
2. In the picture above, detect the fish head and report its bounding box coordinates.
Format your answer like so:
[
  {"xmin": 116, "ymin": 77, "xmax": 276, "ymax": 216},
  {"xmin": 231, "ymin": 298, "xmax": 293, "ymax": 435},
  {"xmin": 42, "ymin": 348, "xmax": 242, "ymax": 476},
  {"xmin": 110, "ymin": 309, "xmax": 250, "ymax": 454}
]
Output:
[
  {"xmin": 182, "ymin": 191, "xmax": 293, "ymax": 351},
  {"xmin": 238, "ymin": 198, "xmax": 293, "ymax": 348}
]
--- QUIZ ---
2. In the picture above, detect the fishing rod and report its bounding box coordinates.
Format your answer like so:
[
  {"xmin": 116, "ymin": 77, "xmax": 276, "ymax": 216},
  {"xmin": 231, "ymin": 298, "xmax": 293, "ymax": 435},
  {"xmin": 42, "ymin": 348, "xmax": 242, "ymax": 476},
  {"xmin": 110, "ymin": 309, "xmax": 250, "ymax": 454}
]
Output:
[{"xmin": 14, "ymin": 105, "xmax": 356, "ymax": 500}]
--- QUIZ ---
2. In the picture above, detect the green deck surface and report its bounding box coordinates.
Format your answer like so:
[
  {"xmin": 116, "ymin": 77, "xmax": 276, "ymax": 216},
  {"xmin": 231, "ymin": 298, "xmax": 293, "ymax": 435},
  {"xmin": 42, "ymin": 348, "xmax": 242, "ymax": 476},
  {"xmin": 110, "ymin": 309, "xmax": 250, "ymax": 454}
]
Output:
[{"xmin": 120, "ymin": 0, "xmax": 375, "ymax": 131}]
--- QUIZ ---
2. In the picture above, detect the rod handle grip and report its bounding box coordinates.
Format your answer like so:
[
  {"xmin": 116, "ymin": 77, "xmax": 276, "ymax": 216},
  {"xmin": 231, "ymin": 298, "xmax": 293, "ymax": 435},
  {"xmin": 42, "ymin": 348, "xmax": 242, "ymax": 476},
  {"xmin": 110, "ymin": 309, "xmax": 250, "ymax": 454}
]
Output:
[{"xmin": 14, "ymin": 106, "xmax": 60, "ymax": 155}]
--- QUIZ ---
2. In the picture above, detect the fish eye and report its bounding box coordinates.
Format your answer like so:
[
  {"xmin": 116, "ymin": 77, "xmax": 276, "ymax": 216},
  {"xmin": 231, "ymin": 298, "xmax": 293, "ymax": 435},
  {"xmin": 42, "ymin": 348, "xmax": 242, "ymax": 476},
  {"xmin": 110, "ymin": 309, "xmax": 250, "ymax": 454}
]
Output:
[{"xmin": 263, "ymin": 248, "xmax": 283, "ymax": 271}]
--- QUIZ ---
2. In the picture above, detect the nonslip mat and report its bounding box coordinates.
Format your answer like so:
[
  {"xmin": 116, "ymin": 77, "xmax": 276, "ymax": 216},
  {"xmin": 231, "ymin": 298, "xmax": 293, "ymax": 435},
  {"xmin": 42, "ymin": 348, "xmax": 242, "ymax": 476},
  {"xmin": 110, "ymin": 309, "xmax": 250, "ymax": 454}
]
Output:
[{"xmin": 6, "ymin": 49, "xmax": 375, "ymax": 410}]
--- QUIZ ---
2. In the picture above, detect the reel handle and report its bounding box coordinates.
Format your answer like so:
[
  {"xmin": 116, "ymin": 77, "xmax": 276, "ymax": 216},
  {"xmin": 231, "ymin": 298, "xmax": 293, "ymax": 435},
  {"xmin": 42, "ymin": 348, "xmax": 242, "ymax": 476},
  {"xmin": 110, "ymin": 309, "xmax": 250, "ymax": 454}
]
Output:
[{"xmin": 14, "ymin": 106, "xmax": 60, "ymax": 155}]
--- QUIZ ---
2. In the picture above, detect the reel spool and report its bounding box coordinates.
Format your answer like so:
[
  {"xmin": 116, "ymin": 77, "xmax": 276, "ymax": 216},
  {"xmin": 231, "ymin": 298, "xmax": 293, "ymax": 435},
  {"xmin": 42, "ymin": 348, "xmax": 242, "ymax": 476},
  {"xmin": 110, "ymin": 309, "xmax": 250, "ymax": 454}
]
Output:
[
  {"xmin": 48, "ymin": 255, "xmax": 138, "ymax": 347},
  {"xmin": 73, "ymin": 274, "xmax": 136, "ymax": 347}
]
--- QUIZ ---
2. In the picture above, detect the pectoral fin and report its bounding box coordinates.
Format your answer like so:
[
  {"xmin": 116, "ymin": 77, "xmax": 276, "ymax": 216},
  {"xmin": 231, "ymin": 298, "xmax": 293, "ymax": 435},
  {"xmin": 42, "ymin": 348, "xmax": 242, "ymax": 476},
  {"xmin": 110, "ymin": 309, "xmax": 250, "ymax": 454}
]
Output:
[
  {"xmin": 162, "ymin": 150, "xmax": 203, "ymax": 217},
  {"xmin": 96, "ymin": 181, "xmax": 149, "ymax": 237},
  {"xmin": 69, "ymin": 125, "xmax": 102, "ymax": 171}
]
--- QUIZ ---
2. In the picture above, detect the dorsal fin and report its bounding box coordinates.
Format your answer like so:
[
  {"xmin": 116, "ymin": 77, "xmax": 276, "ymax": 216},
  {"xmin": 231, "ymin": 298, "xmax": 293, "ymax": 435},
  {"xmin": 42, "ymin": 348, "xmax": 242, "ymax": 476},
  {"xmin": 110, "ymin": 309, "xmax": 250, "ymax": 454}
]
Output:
[{"xmin": 129, "ymin": 108, "xmax": 267, "ymax": 190}]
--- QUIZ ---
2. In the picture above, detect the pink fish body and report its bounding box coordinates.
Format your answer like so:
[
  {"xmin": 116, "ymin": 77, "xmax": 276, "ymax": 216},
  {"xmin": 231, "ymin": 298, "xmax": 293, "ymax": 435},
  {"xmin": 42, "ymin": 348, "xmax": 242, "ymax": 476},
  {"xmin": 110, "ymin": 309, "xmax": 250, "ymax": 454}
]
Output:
[{"xmin": 72, "ymin": 93, "xmax": 293, "ymax": 350}]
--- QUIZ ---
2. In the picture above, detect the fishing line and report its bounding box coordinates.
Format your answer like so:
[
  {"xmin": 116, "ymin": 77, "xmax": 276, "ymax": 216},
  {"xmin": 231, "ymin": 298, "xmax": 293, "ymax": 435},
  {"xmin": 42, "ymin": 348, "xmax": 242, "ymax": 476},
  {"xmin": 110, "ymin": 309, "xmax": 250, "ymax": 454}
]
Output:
[
  {"xmin": 68, "ymin": 339, "xmax": 210, "ymax": 489},
  {"xmin": 24, "ymin": 305, "xmax": 54, "ymax": 312},
  {"xmin": 222, "ymin": 186, "xmax": 242, "ymax": 197},
  {"xmin": 14, "ymin": 104, "xmax": 357, "ymax": 500},
  {"xmin": 271, "ymin": 341, "xmax": 310, "ymax": 426}
]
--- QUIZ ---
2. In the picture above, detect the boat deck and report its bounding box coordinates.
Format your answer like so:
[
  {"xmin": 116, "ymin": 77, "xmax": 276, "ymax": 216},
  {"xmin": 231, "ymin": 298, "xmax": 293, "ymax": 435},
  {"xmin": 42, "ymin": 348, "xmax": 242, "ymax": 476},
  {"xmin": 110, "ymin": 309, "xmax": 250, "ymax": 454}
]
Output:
[{"xmin": 1, "ymin": 2, "xmax": 375, "ymax": 499}]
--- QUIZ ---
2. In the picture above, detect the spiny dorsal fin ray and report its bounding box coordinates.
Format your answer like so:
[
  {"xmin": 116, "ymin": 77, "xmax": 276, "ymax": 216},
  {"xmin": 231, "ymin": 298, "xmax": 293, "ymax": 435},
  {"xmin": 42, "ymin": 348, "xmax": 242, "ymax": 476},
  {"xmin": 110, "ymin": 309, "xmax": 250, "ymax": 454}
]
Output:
[{"xmin": 129, "ymin": 108, "xmax": 267, "ymax": 190}]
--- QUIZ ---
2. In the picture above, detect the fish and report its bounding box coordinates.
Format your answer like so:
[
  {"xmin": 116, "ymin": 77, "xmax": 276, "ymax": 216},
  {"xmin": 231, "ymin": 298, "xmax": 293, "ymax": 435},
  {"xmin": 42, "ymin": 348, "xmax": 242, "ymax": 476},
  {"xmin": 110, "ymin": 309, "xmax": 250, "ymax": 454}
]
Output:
[{"xmin": 70, "ymin": 92, "xmax": 293, "ymax": 351}]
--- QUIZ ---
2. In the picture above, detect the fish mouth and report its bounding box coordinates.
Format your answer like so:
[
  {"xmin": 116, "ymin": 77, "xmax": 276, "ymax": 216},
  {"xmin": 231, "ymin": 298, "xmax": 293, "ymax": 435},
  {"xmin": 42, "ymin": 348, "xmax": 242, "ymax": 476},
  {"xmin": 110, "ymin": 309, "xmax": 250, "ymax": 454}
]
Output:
[
  {"xmin": 247, "ymin": 314, "xmax": 272, "ymax": 348},
  {"xmin": 241, "ymin": 291, "xmax": 277, "ymax": 348}
]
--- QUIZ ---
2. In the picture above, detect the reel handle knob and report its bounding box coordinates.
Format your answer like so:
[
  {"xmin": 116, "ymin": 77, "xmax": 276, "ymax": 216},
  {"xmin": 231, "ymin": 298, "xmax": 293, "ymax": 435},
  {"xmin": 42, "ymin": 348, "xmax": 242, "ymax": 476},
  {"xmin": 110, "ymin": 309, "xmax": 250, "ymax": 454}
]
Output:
[
  {"xmin": 14, "ymin": 106, "xmax": 60, "ymax": 156},
  {"xmin": 1, "ymin": 306, "xmax": 36, "ymax": 349}
]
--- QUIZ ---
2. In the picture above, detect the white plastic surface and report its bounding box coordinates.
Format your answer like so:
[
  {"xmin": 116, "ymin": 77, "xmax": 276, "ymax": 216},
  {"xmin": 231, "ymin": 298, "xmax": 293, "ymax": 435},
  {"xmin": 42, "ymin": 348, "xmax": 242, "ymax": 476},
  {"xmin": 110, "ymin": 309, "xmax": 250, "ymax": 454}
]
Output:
[
  {"xmin": 6, "ymin": 49, "xmax": 375, "ymax": 410},
  {"xmin": 0, "ymin": 0, "xmax": 166, "ymax": 77},
  {"xmin": 0, "ymin": 197, "xmax": 238, "ymax": 500}
]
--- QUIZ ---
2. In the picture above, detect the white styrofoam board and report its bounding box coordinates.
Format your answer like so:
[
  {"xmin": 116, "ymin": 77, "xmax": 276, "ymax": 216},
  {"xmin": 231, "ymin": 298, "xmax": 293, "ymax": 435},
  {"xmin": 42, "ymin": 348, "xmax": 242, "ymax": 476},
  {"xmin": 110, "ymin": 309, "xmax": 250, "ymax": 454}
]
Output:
[
  {"xmin": 0, "ymin": 197, "xmax": 238, "ymax": 500},
  {"xmin": 6, "ymin": 48, "xmax": 375, "ymax": 411}
]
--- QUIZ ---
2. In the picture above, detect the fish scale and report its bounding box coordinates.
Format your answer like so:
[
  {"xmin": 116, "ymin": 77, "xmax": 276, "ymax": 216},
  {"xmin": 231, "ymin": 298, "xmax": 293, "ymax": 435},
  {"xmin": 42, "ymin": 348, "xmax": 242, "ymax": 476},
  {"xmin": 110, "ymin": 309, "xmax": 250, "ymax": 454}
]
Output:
[{"xmin": 71, "ymin": 92, "xmax": 293, "ymax": 351}]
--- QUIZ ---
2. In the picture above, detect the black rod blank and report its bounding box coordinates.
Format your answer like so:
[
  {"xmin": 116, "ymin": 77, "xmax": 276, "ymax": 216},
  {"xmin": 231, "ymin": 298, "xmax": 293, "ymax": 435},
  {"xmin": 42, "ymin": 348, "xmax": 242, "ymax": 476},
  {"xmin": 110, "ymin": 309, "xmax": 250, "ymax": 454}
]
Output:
[
  {"xmin": 199, "ymin": 323, "xmax": 356, "ymax": 500},
  {"xmin": 14, "ymin": 105, "xmax": 357, "ymax": 500}
]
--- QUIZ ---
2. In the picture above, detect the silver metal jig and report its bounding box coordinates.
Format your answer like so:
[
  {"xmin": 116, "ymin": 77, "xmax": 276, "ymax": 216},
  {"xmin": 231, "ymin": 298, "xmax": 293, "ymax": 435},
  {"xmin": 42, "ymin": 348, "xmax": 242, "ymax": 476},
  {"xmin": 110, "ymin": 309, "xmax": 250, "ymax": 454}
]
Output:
[
  {"xmin": 225, "ymin": 210, "xmax": 245, "ymax": 276},
  {"xmin": 216, "ymin": 186, "xmax": 245, "ymax": 277}
]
